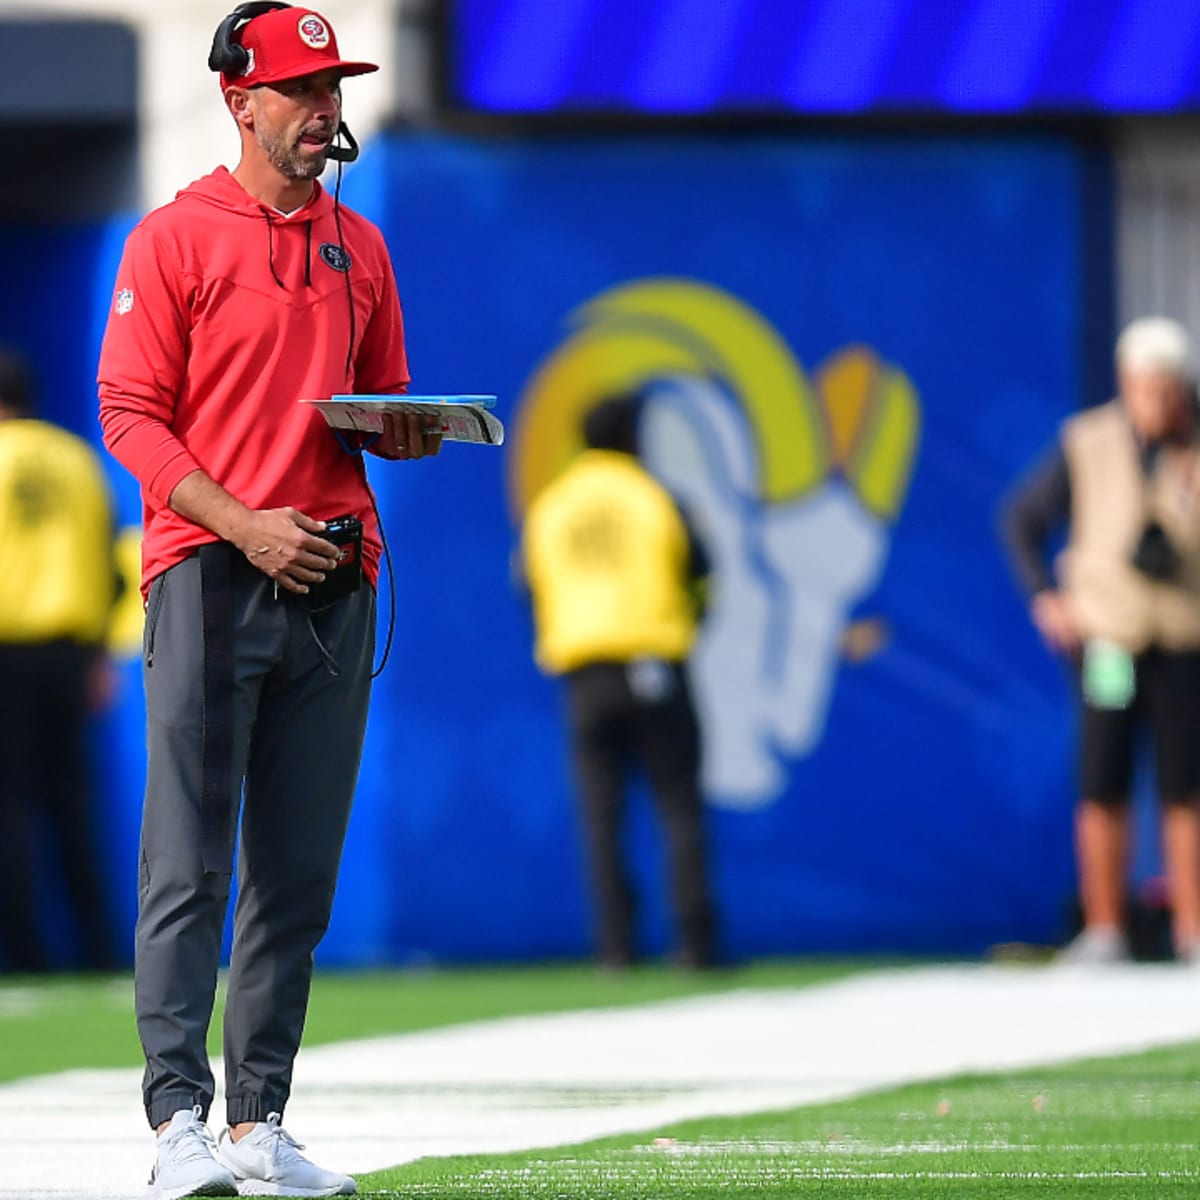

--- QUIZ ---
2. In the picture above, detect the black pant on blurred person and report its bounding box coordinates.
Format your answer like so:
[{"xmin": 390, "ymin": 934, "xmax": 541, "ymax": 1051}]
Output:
[
  {"xmin": 0, "ymin": 641, "xmax": 116, "ymax": 971},
  {"xmin": 565, "ymin": 660, "xmax": 715, "ymax": 969}
]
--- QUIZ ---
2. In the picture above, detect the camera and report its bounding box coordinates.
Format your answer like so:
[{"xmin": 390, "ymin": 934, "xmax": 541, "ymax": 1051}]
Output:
[
  {"xmin": 304, "ymin": 514, "xmax": 363, "ymax": 611},
  {"xmin": 1130, "ymin": 520, "xmax": 1182, "ymax": 583}
]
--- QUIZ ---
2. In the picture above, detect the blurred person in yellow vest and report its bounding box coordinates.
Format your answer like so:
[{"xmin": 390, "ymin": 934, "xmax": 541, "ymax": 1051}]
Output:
[
  {"xmin": 522, "ymin": 391, "xmax": 717, "ymax": 969},
  {"xmin": 1005, "ymin": 317, "xmax": 1200, "ymax": 966},
  {"xmin": 0, "ymin": 348, "xmax": 122, "ymax": 971}
]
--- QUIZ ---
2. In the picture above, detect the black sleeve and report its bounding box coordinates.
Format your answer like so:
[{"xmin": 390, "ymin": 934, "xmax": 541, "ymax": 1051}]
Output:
[{"xmin": 1001, "ymin": 445, "xmax": 1071, "ymax": 598}]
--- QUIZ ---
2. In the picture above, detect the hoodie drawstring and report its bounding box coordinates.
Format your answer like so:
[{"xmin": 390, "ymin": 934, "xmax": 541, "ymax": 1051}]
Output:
[
  {"xmin": 263, "ymin": 212, "xmax": 315, "ymax": 290},
  {"xmin": 262, "ymin": 213, "xmax": 315, "ymax": 290},
  {"xmin": 263, "ymin": 212, "xmax": 285, "ymax": 290}
]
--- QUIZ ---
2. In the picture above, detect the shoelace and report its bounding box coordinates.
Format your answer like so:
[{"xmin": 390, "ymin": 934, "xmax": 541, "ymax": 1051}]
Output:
[
  {"xmin": 260, "ymin": 1113, "xmax": 307, "ymax": 1163},
  {"xmin": 164, "ymin": 1105, "xmax": 221, "ymax": 1164}
]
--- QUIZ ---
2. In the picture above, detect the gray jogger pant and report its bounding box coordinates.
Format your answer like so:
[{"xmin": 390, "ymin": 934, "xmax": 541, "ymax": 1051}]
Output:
[{"xmin": 135, "ymin": 547, "xmax": 375, "ymax": 1129}]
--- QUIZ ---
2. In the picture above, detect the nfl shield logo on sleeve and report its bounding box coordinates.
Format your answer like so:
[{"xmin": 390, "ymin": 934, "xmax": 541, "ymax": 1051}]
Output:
[{"xmin": 115, "ymin": 288, "xmax": 134, "ymax": 316}]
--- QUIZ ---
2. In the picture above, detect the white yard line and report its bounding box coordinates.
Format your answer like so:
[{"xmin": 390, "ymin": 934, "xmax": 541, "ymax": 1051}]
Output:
[{"xmin": 2, "ymin": 963, "xmax": 1199, "ymax": 1199}]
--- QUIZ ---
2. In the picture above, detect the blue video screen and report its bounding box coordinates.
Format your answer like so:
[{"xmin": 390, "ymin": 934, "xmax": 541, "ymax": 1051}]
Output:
[{"xmin": 450, "ymin": 0, "xmax": 1200, "ymax": 115}]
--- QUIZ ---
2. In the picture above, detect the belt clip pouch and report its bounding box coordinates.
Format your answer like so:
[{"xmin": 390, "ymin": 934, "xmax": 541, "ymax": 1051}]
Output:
[{"xmin": 304, "ymin": 514, "xmax": 363, "ymax": 611}]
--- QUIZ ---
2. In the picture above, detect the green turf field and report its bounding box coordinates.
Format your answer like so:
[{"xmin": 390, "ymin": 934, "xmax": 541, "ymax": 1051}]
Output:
[
  {"xmin": 8, "ymin": 964, "xmax": 1196, "ymax": 1198},
  {"xmin": 0, "ymin": 960, "xmax": 857, "ymax": 1082},
  {"xmin": 358, "ymin": 1040, "xmax": 1200, "ymax": 1199}
]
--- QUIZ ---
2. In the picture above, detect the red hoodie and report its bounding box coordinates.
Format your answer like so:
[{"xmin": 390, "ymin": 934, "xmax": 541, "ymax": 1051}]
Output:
[{"xmin": 98, "ymin": 167, "xmax": 408, "ymax": 594}]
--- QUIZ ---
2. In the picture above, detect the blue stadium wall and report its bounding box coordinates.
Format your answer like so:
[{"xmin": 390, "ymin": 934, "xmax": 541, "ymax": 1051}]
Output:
[{"xmin": 0, "ymin": 132, "xmax": 1115, "ymax": 967}]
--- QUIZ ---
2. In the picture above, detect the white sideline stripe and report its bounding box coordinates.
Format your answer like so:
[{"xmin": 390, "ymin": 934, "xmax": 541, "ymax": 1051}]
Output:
[{"xmin": 1, "ymin": 963, "xmax": 1199, "ymax": 1199}]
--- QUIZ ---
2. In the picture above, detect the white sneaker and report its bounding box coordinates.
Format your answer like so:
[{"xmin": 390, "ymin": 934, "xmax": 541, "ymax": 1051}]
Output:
[
  {"xmin": 216, "ymin": 1113, "xmax": 356, "ymax": 1197},
  {"xmin": 146, "ymin": 1106, "xmax": 238, "ymax": 1200},
  {"xmin": 1056, "ymin": 926, "xmax": 1129, "ymax": 966}
]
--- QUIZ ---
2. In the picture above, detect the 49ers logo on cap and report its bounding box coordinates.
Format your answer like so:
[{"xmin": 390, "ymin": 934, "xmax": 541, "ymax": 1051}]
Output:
[{"xmin": 297, "ymin": 14, "xmax": 330, "ymax": 49}]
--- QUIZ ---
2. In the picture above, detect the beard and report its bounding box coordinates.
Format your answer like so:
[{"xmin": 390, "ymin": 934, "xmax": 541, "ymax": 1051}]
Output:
[{"xmin": 256, "ymin": 122, "xmax": 328, "ymax": 181}]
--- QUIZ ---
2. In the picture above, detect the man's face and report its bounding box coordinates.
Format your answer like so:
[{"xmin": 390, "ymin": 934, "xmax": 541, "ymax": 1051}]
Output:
[
  {"xmin": 1120, "ymin": 366, "xmax": 1192, "ymax": 441},
  {"xmin": 248, "ymin": 69, "xmax": 342, "ymax": 181}
]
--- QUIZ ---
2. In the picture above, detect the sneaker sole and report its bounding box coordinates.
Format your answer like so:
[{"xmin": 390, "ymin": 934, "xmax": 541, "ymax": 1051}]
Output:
[
  {"xmin": 148, "ymin": 1181, "xmax": 239, "ymax": 1200},
  {"xmin": 235, "ymin": 1184, "xmax": 355, "ymax": 1197}
]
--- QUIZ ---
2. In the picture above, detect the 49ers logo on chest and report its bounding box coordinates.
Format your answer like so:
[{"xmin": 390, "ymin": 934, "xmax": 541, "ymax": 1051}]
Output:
[{"xmin": 297, "ymin": 14, "xmax": 330, "ymax": 49}]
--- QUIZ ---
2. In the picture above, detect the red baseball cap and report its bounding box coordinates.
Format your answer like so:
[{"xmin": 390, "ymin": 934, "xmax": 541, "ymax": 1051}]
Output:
[{"xmin": 219, "ymin": 7, "xmax": 379, "ymax": 91}]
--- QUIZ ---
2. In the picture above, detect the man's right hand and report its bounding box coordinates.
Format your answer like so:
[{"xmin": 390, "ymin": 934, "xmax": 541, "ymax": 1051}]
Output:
[
  {"xmin": 1031, "ymin": 589, "xmax": 1082, "ymax": 654},
  {"xmin": 235, "ymin": 507, "xmax": 341, "ymax": 594}
]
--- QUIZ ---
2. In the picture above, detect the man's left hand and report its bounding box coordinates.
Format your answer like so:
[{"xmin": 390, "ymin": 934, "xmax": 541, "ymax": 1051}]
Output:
[{"xmin": 372, "ymin": 411, "xmax": 443, "ymax": 460}]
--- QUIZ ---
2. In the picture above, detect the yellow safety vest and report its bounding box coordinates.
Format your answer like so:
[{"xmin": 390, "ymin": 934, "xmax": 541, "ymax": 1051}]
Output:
[
  {"xmin": 523, "ymin": 450, "xmax": 699, "ymax": 674},
  {"xmin": 0, "ymin": 418, "xmax": 116, "ymax": 644}
]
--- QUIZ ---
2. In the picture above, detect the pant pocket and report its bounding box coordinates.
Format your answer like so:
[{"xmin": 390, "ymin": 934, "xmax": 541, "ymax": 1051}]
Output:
[{"xmin": 143, "ymin": 573, "xmax": 167, "ymax": 668}]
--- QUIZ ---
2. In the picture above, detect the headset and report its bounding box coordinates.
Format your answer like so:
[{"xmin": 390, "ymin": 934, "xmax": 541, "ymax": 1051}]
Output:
[{"xmin": 208, "ymin": 0, "xmax": 359, "ymax": 163}]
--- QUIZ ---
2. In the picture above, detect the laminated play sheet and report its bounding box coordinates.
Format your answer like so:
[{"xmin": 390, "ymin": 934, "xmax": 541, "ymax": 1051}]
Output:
[{"xmin": 304, "ymin": 394, "xmax": 504, "ymax": 446}]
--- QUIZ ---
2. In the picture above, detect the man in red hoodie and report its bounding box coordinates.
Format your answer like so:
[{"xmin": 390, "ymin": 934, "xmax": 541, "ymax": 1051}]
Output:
[{"xmin": 97, "ymin": 6, "xmax": 435, "ymax": 1197}]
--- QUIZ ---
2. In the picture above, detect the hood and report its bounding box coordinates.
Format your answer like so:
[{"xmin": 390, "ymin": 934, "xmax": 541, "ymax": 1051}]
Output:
[{"xmin": 177, "ymin": 166, "xmax": 336, "ymax": 223}]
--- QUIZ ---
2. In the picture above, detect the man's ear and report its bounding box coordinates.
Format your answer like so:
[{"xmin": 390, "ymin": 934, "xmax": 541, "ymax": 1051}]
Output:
[{"xmin": 225, "ymin": 87, "xmax": 255, "ymax": 131}]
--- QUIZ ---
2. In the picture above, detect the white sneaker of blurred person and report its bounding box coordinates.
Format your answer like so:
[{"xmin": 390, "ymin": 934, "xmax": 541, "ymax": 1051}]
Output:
[
  {"xmin": 1056, "ymin": 926, "xmax": 1130, "ymax": 966},
  {"xmin": 216, "ymin": 1113, "xmax": 356, "ymax": 1196},
  {"xmin": 146, "ymin": 1106, "xmax": 237, "ymax": 1200}
]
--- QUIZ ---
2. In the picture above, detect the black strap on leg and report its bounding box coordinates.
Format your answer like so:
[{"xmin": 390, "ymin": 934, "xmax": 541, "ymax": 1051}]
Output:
[{"xmin": 199, "ymin": 543, "xmax": 236, "ymax": 875}]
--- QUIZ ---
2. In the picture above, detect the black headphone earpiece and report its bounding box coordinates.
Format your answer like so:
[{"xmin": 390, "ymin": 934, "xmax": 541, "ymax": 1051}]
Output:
[{"xmin": 208, "ymin": 1, "xmax": 293, "ymax": 77}]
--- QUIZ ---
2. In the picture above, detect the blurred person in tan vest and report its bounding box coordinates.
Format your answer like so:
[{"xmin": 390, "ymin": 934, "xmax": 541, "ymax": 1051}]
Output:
[
  {"xmin": 521, "ymin": 392, "xmax": 717, "ymax": 970},
  {"xmin": 1005, "ymin": 317, "xmax": 1200, "ymax": 964},
  {"xmin": 0, "ymin": 349, "xmax": 121, "ymax": 971}
]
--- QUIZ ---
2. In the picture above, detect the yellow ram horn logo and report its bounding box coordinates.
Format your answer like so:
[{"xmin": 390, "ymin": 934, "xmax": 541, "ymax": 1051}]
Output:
[
  {"xmin": 511, "ymin": 277, "xmax": 922, "ymax": 808},
  {"xmin": 509, "ymin": 277, "xmax": 918, "ymax": 521}
]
